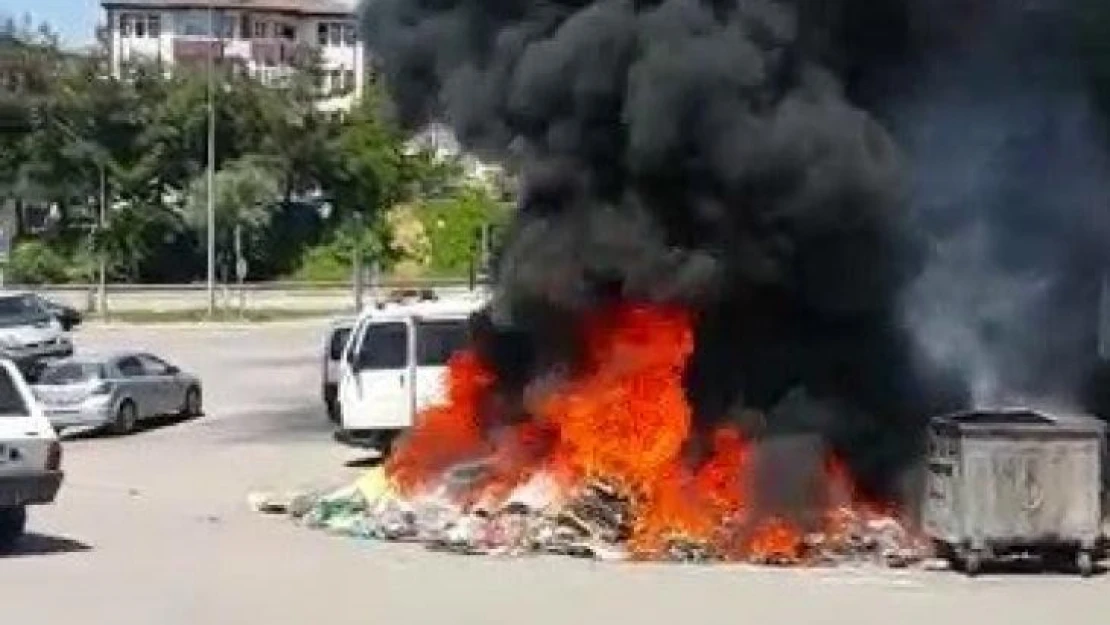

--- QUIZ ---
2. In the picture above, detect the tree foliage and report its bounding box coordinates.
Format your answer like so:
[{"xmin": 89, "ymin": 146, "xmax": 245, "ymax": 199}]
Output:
[{"xmin": 0, "ymin": 25, "xmax": 507, "ymax": 284}]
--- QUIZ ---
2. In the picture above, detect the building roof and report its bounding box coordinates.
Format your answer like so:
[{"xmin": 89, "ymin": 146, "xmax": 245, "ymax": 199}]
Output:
[{"xmin": 100, "ymin": 0, "xmax": 356, "ymax": 17}]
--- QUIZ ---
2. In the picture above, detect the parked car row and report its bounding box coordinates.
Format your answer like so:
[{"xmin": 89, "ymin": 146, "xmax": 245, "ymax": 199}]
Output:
[{"xmin": 0, "ymin": 291, "xmax": 202, "ymax": 550}]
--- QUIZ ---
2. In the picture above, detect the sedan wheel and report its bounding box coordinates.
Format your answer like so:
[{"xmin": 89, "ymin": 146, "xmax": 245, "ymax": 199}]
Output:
[
  {"xmin": 109, "ymin": 400, "xmax": 138, "ymax": 436},
  {"xmin": 182, "ymin": 387, "xmax": 202, "ymax": 417}
]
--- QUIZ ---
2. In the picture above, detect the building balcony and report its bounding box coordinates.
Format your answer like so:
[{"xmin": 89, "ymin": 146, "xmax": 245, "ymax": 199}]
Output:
[{"xmin": 173, "ymin": 39, "xmax": 223, "ymax": 64}]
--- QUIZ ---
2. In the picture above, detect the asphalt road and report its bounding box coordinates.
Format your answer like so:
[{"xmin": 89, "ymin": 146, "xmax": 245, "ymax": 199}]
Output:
[{"xmin": 2, "ymin": 322, "xmax": 1109, "ymax": 625}]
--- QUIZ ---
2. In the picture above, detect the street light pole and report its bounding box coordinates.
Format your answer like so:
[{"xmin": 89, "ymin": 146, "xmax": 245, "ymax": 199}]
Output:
[
  {"xmin": 97, "ymin": 164, "xmax": 107, "ymax": 316},
  {"xmin": 352, "ymin": 213, "xmax": 363, "ymax": 312},
  {"xmin": 206, "ymin": 0, "xmax": 217, "ymax": 316}
]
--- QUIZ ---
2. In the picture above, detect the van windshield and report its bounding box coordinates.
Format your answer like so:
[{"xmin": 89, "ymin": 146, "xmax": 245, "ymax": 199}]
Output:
[
  {"xmin": 416, "ymin": 319, "xmax": 470, "ymax": 366},
  {"xmin": 353, "ymin": 322, "xmax": 407, "ymax": 370}
]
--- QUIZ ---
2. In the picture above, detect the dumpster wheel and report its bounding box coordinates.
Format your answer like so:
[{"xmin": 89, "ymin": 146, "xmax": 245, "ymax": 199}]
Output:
[
  {"xmin": 1077, "ymin": 550, "xmax": 1094, "ymax": 577},
  {"xmin": 962, "ymin": 549, "xmax": 984, "ymax": 577}
]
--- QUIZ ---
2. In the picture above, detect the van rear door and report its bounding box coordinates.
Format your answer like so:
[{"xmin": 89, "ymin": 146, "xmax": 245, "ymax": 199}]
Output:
[
  {"xmin": 338, "ymin": 318, "xmax": 416, "ymax": 430},
  {"xmin": 412, "ymin": 316, "xmax": 471, "ymax": 412}
]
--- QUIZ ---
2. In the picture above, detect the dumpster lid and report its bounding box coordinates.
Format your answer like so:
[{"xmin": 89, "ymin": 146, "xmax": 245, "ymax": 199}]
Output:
[{"xmin": 930, "ymin": 407, "xmax": 1106, "ymax": 435}]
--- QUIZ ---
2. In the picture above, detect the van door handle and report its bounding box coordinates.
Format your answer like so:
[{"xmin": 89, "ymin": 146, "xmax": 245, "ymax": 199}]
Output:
[{"xmin": 399, "ymin": 373, "xmax": 405, "ymax": 387}]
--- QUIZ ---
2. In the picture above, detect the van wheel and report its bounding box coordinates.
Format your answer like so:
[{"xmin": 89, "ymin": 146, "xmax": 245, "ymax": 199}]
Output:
[
  {"xmin": 109, "ymin": 400, "xmax": 138, "ymax": 435},
  {"xmin": 0, "ymin": 506, "xmax": 27, "ymax": 552},
  {"xmin": 376, "ymin": 430, "xmax": 400, "ymax": 456}
]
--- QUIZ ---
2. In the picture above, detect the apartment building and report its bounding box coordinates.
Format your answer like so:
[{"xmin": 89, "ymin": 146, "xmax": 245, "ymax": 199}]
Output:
[{"xmin": 100, "ymin": 0, "xmax": 365, "ymax": 110}]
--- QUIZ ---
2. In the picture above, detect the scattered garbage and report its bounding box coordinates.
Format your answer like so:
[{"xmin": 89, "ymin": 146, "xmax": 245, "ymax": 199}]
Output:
[{"xmin": 250, "ymin": 467, "xmax": 930, "ymax": 567}]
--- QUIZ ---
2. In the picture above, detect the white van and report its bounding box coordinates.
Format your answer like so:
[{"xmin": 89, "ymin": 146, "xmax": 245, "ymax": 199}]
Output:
[{"xmin": 337, "ymin": 292, "xmax": 489, "ymax": 451}]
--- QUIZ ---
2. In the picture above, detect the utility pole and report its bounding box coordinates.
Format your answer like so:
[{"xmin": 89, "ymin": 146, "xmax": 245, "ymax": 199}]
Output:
[
  {"xmin": 40, "ymin": 113, "xmax": 117, "ymax": 315},
  {"xmin": 234, "ymin": 222, "xmax": 246, "ymax": 318},
  {"xmin": 97, "ymin": 165, "xmax": 107, "ymax": 316},
  {"xmin": 352, "ymin": 213, "xmax": 364, "ymax": 312},
  {"xmin": 206, "ymin": 0, "xmax": 217, "ymax": 317}
]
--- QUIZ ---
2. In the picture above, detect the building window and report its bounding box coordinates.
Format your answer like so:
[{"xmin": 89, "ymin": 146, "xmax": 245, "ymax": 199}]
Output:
[
  {"xmin": 254, "ymin": 20, "xmax": 268, "ymax": 38},
  {"xmin": 344, "ymin": 69, "xmax": 355, "ymax": 91},
  {"xmin": 318, "ymin": 23, "xmax": 328, "ymax": 46},
  {"xmin": 240, "ymin": 15, "xmax": 251, "ymax": 39},
  {"xmin": 134, "ymin": 15, "xmax": 146, "ymax": 38},
  {"xmin": 149, "ymin": 15, "xmax": 161, "ymax": 38},
  {"xmin": 278, "ymin": 23, "xmax": 296, "ymax": 41},
  {"xmin": 343, "ymin": 23, "xmax": 356, "ymax": 45},
  {"xmin": 329, "ymin": 23, "xmax": 342, "ymax": 46},
  {"xmin": 120, "ymin": 14, "xmax": 132, "ymax": 37},
  {"xmin": 175, "ymin": 10, "xmax": 211, "ymax": 37}
]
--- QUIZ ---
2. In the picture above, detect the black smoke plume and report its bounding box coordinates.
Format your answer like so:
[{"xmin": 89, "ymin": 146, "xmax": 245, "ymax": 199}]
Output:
[
  {"xmin": 361, "ymin": 0, "xmax": 1110, "ymax": 495},
  {"xmin": 891, "ymin": 1, "xmax": 1110, "ymax": 412}
]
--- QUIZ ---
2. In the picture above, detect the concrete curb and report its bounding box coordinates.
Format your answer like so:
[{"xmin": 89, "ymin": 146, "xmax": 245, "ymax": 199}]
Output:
[{"xmin": 78, "ymin": 316, "xmax": 339, "ymax": 330}]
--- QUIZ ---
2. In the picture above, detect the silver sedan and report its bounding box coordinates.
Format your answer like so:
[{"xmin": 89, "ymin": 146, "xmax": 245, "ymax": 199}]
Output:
[{"xmin": 32, "ymin": 351, "xmax": 203, "ymax": 435}]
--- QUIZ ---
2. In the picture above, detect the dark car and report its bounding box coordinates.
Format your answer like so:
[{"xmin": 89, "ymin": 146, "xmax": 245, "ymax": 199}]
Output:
[{"xmin": 32, "ymin": 295, "xmax": 82, "ymax": 331}]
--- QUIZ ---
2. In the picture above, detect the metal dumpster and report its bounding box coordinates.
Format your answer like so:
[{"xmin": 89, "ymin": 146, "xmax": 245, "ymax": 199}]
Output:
[{"xmin": 922, "ymin": 407, "xmax": 1105, "ymax": 576}]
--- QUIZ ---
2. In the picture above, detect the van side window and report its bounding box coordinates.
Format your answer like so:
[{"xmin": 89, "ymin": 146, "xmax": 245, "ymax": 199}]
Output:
[
  {"xmin": 354, "ymin": 322, "xmax": 407, "ymax": 370},
  {"xmin": 416, "ymin": 319, "xmax": 469, "ymax": 366}
]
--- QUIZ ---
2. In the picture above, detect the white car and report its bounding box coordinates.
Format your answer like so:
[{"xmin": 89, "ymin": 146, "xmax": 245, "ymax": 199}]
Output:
[
  {"xmin": 0, "ymin": 358, "xmax": 63, "ymax": 550},
  {"xmin": 0, "ymin": 292, "xmax": 74, "ymax": 380},
  {"xmin": 337, "ymin": 292, "xmax": 488, "ymax": 452}
]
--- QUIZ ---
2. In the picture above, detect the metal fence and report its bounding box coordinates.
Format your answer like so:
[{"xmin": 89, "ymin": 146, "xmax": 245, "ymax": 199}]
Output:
[{"xmin": 14, "ymin": 279, "xmax": 478, "ymax": 315}]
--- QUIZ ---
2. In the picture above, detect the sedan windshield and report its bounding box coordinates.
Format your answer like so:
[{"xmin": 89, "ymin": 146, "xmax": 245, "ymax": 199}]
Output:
[
  {"xmin": 39, "ymin": 362, "xmax": 104, "ymax": 385},
  {"xmin": 0, "ymin": 294, "xmax": 48, "ymax": 327}
]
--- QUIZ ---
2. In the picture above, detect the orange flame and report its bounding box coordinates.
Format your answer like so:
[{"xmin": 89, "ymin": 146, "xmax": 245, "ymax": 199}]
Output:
[{"xmin": 385, "ymin": 302, "xmax": 894, "ymax": 562}]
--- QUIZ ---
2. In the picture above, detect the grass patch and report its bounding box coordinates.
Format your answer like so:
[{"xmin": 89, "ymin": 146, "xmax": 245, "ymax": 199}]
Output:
[{"xmin": 88, "ymin": 308, "xmax": 344, "ymax": 324}]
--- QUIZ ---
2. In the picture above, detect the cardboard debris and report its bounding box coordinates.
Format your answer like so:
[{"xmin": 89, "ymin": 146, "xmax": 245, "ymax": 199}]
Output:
[{"xmin": 252, "ymin": 471, "xmax": 929, "ymax": 567}]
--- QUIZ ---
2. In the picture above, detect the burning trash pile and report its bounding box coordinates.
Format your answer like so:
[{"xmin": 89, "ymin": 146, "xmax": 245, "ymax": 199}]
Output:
[
  {"xmin": 251, "ymin": 0, "xmax": 1110, "ymax": 572},
  {"xmin": 255, "ymin": 305, "xmax": 928, "ymax": 567}
]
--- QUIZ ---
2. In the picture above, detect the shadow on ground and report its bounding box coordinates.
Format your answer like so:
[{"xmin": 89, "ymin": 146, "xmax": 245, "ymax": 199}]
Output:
[
  {"xmin": 941, "ymin": 555, "xmax": 1108, "ymax": 578},
  {"xmin": 60, "ymin": 413, "xmax": 205, "ymax": 442},
  {"xmin": 1, "ymin": 533, "xmax": 92, "ymax": 558},
  {"xmin": 343, "ymin": 452, "xmax": 385, "ymax": 469},
  {"xmin": 216, "ymin": 404, "xmax": 335, "ymax": 444}
]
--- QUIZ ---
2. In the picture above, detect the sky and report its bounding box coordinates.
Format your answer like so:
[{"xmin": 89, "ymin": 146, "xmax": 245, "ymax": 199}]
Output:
[{"xmin": 2, "ymin": 0, "xmax": 100, "ymax": 48}]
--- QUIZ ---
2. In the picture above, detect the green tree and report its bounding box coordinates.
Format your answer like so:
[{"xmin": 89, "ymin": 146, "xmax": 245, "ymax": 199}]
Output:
[
  {"xmin": 185, "ymin": 155, "xmax": 282, "ymax": 237},
  {"xmin": 414, "ymin": 187, "xmax": 509, "ymax": 275},
  {"xmin": 324, "ymin": 86, "xmax": 407, "ymax": 223}
]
